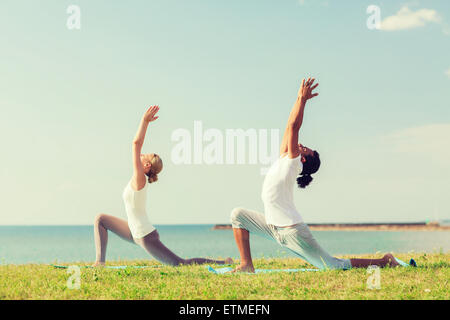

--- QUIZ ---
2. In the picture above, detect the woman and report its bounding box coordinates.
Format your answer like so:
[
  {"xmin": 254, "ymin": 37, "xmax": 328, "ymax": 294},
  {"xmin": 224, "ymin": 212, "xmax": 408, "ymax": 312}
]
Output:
[
  {"xmin": 230, "ymin": 78, "xmax": 400, "ymax": 272},
  {"xmin": 93, "ymin": 105, "xmax": 232, "ymax": 267}
]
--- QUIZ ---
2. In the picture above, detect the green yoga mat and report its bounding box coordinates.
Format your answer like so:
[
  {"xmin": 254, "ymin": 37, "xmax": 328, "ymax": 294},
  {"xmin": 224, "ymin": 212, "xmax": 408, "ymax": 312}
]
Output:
[
  {"xmin": 207, "ymin": 257, "xmax": 417, "ymax": 274},
  {"xmin": 207, "ymin": 266, "xmax": 321, "ymax": 274}
]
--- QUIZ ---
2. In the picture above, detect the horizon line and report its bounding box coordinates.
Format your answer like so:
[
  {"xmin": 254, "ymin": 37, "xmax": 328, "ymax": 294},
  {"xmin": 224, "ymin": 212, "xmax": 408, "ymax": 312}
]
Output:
[{"xmin": 1, "ymin": 219, "xmax": 449, "ymax": 227}]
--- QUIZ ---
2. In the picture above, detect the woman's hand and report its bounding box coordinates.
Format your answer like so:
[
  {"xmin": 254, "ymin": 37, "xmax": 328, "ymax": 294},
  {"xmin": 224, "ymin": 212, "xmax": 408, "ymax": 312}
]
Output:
[
  {"xmin": 133, "ymin": 105, "xmax": 159, "ymax": 146},
  {"xmin": 297, "ymin": 78, "xmax": 319, "ymax": 102},
  {"xmin": 143, "ymin": 105, "xmax": 160, "ymax": 123}
]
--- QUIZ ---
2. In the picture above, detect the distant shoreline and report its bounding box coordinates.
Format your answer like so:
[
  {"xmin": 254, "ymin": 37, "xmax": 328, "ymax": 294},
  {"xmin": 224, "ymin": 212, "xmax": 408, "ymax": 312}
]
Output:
[{"xmin": 213, "ymin": 222, "xmax": 450, "ymax": 231}]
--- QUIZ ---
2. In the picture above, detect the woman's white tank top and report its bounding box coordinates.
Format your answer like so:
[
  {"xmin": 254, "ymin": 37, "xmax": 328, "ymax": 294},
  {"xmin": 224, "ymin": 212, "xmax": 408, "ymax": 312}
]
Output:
[{"xmin": 122, "ymin": 181, "xmax": 155, "ymax": 239}]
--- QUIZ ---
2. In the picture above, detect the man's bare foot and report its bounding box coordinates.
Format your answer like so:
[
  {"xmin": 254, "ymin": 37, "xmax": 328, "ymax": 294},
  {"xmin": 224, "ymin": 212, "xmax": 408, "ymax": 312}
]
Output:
[
  {"xmin": 225, "ymin": 257, "xmax": 234, "ymax": 265},
  {"xmin": 92, "ymin": 261, "xmax": 105, "ymax": 267},
  {"xmin": 231, "ymin": 264, "xmax": 255, "ymax": 273},
  {"xmin": 383, "ymin": 253, "xmax": 400, "ymax": 268}
]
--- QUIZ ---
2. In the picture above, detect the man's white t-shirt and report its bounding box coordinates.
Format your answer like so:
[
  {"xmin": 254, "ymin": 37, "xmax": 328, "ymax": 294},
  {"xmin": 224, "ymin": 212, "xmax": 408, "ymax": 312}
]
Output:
[{"xmin": 261, "ymin": 154, "xmax": 303, "ymax": 226}]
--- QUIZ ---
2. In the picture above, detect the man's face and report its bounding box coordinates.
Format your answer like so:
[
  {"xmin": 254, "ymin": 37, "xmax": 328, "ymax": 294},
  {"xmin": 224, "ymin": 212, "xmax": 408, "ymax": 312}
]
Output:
[{"xmin": 298, "ymin": 143, "xmax": 314, "ymax": 157}]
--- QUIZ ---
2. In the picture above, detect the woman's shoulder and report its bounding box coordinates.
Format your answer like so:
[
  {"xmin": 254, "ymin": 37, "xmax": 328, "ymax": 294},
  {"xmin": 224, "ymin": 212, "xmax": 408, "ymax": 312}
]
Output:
[{"xmin": 129, "ymin": 179, "xmax": 148, "ymax": 192}]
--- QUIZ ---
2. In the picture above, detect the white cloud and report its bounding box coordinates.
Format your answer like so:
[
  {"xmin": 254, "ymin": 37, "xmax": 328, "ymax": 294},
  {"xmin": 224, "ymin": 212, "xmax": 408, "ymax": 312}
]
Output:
[
  {"xmin": 316, "ymin": 124, "xmax": 450, "ymax": 223},
  {"xmin": 380, "ymin": 6, "xmax": 442, "ymax": 31},
  {"xmin": 379, "ymin": 124, "xmax": 450, "ymax": 165}
]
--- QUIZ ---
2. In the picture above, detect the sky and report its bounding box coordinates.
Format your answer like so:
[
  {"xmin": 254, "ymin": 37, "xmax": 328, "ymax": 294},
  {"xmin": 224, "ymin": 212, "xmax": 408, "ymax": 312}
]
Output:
[{"xmin": 0, "ymin": 0, "xmax": 449, "ymax": 225}]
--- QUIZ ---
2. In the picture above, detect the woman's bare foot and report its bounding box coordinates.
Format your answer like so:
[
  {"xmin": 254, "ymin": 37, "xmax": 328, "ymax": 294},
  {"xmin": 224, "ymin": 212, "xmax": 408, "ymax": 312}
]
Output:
[
  {"xmin": 231, "ymin": 264, "xmax": 255, "ymax": 273},
  {"xmin": 92, "ymin": 261, "xmax": 105, "ymax": 267},
  {"xmin": 383, "ymin": 254, "xmax": 400, "ymax": 268}
]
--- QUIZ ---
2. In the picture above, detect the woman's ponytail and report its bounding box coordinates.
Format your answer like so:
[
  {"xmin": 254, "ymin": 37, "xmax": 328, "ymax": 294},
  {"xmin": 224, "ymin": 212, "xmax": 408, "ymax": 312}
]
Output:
[{"xmin": 147, "ymin": 171, "xmax": 158, "ymax": 184}]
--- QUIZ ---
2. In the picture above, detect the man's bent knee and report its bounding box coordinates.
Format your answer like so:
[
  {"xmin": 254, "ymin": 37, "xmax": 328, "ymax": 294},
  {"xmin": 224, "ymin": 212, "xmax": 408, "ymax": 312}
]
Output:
[{"xmin": 230, "ymin": 207, "xmax": 246, "ymax": 225}]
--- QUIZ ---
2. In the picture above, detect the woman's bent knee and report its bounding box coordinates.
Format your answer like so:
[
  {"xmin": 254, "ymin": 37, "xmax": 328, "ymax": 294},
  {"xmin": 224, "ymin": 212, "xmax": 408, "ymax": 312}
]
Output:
[{"xmin": 94, "ymin": 213, "xmax": 106, "ymax": 226}]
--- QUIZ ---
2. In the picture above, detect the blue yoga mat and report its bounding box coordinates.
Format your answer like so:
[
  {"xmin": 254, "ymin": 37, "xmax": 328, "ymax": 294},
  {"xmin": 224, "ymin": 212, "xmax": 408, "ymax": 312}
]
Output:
[{"xmin": 207, "ymin": 257, "xmax": 416, "ymax": 274}]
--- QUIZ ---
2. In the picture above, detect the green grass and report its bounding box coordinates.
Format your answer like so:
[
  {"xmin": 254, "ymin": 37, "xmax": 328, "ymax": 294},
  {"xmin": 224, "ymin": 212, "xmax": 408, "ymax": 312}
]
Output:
[{"xmin": 0, "ymin": 253, "xmax": 448, "ymax": 300}]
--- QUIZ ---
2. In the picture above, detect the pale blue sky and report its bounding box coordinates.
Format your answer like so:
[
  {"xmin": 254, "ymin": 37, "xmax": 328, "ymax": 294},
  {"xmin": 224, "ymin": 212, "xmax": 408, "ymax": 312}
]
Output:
[{"xmin": 0, "ymin": 0, "xmax": 449, "ymax": 225}]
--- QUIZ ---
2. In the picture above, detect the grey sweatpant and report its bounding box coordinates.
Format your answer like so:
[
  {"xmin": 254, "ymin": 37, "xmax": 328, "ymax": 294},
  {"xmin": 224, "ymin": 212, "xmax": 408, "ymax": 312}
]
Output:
[{"xmin": 231, "ymin": 207, "xmax": 352, "ymax": 270}]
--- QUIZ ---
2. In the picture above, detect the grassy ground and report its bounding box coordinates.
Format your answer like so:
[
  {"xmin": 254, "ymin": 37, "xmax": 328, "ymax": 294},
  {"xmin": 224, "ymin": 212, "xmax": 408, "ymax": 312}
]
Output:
[{"xmin": 0, "ymin": 253, "xmax": 448, "ymax": 300}]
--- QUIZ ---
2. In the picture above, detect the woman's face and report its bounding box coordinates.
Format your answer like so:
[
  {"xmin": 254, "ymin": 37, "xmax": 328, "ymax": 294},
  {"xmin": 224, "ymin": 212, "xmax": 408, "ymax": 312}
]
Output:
[{"xmin": 140, "ymin": 153, "xmax": 156, "ymax": 174}]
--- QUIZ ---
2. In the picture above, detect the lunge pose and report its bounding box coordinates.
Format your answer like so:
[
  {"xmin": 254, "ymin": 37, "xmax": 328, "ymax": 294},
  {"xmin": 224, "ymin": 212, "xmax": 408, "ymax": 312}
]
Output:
[
  {"xmin": 231, "ymin": 78, "xmax": 400, "ymax": 272},
  {"xmin": 93, "ymin": 106, "xmax": 232, "ymax": 267}
]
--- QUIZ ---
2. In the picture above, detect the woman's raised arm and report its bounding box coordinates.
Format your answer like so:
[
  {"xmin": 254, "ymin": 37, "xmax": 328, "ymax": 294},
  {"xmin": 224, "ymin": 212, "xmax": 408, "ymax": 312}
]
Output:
[{"xmin": 132, "ymin": 105, "xmax": 159, "ymax": 190}]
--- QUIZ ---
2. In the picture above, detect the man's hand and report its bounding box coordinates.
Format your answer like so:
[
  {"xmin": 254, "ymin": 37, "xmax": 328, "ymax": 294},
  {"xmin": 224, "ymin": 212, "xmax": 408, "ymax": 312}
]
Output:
[
  {"xmin": 297, "ymin": 78, "xmax": 319, "ymax": 102},
  {"xmin": 143, "ymin": 105, "xmax": 160, "ymax": 123}
]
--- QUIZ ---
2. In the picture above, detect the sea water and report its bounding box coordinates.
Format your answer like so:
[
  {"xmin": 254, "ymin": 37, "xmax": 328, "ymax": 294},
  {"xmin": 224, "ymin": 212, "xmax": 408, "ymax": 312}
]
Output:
[{"xmin": 0, "ymin": 225, "xmax": 448, "ymax": 264}]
